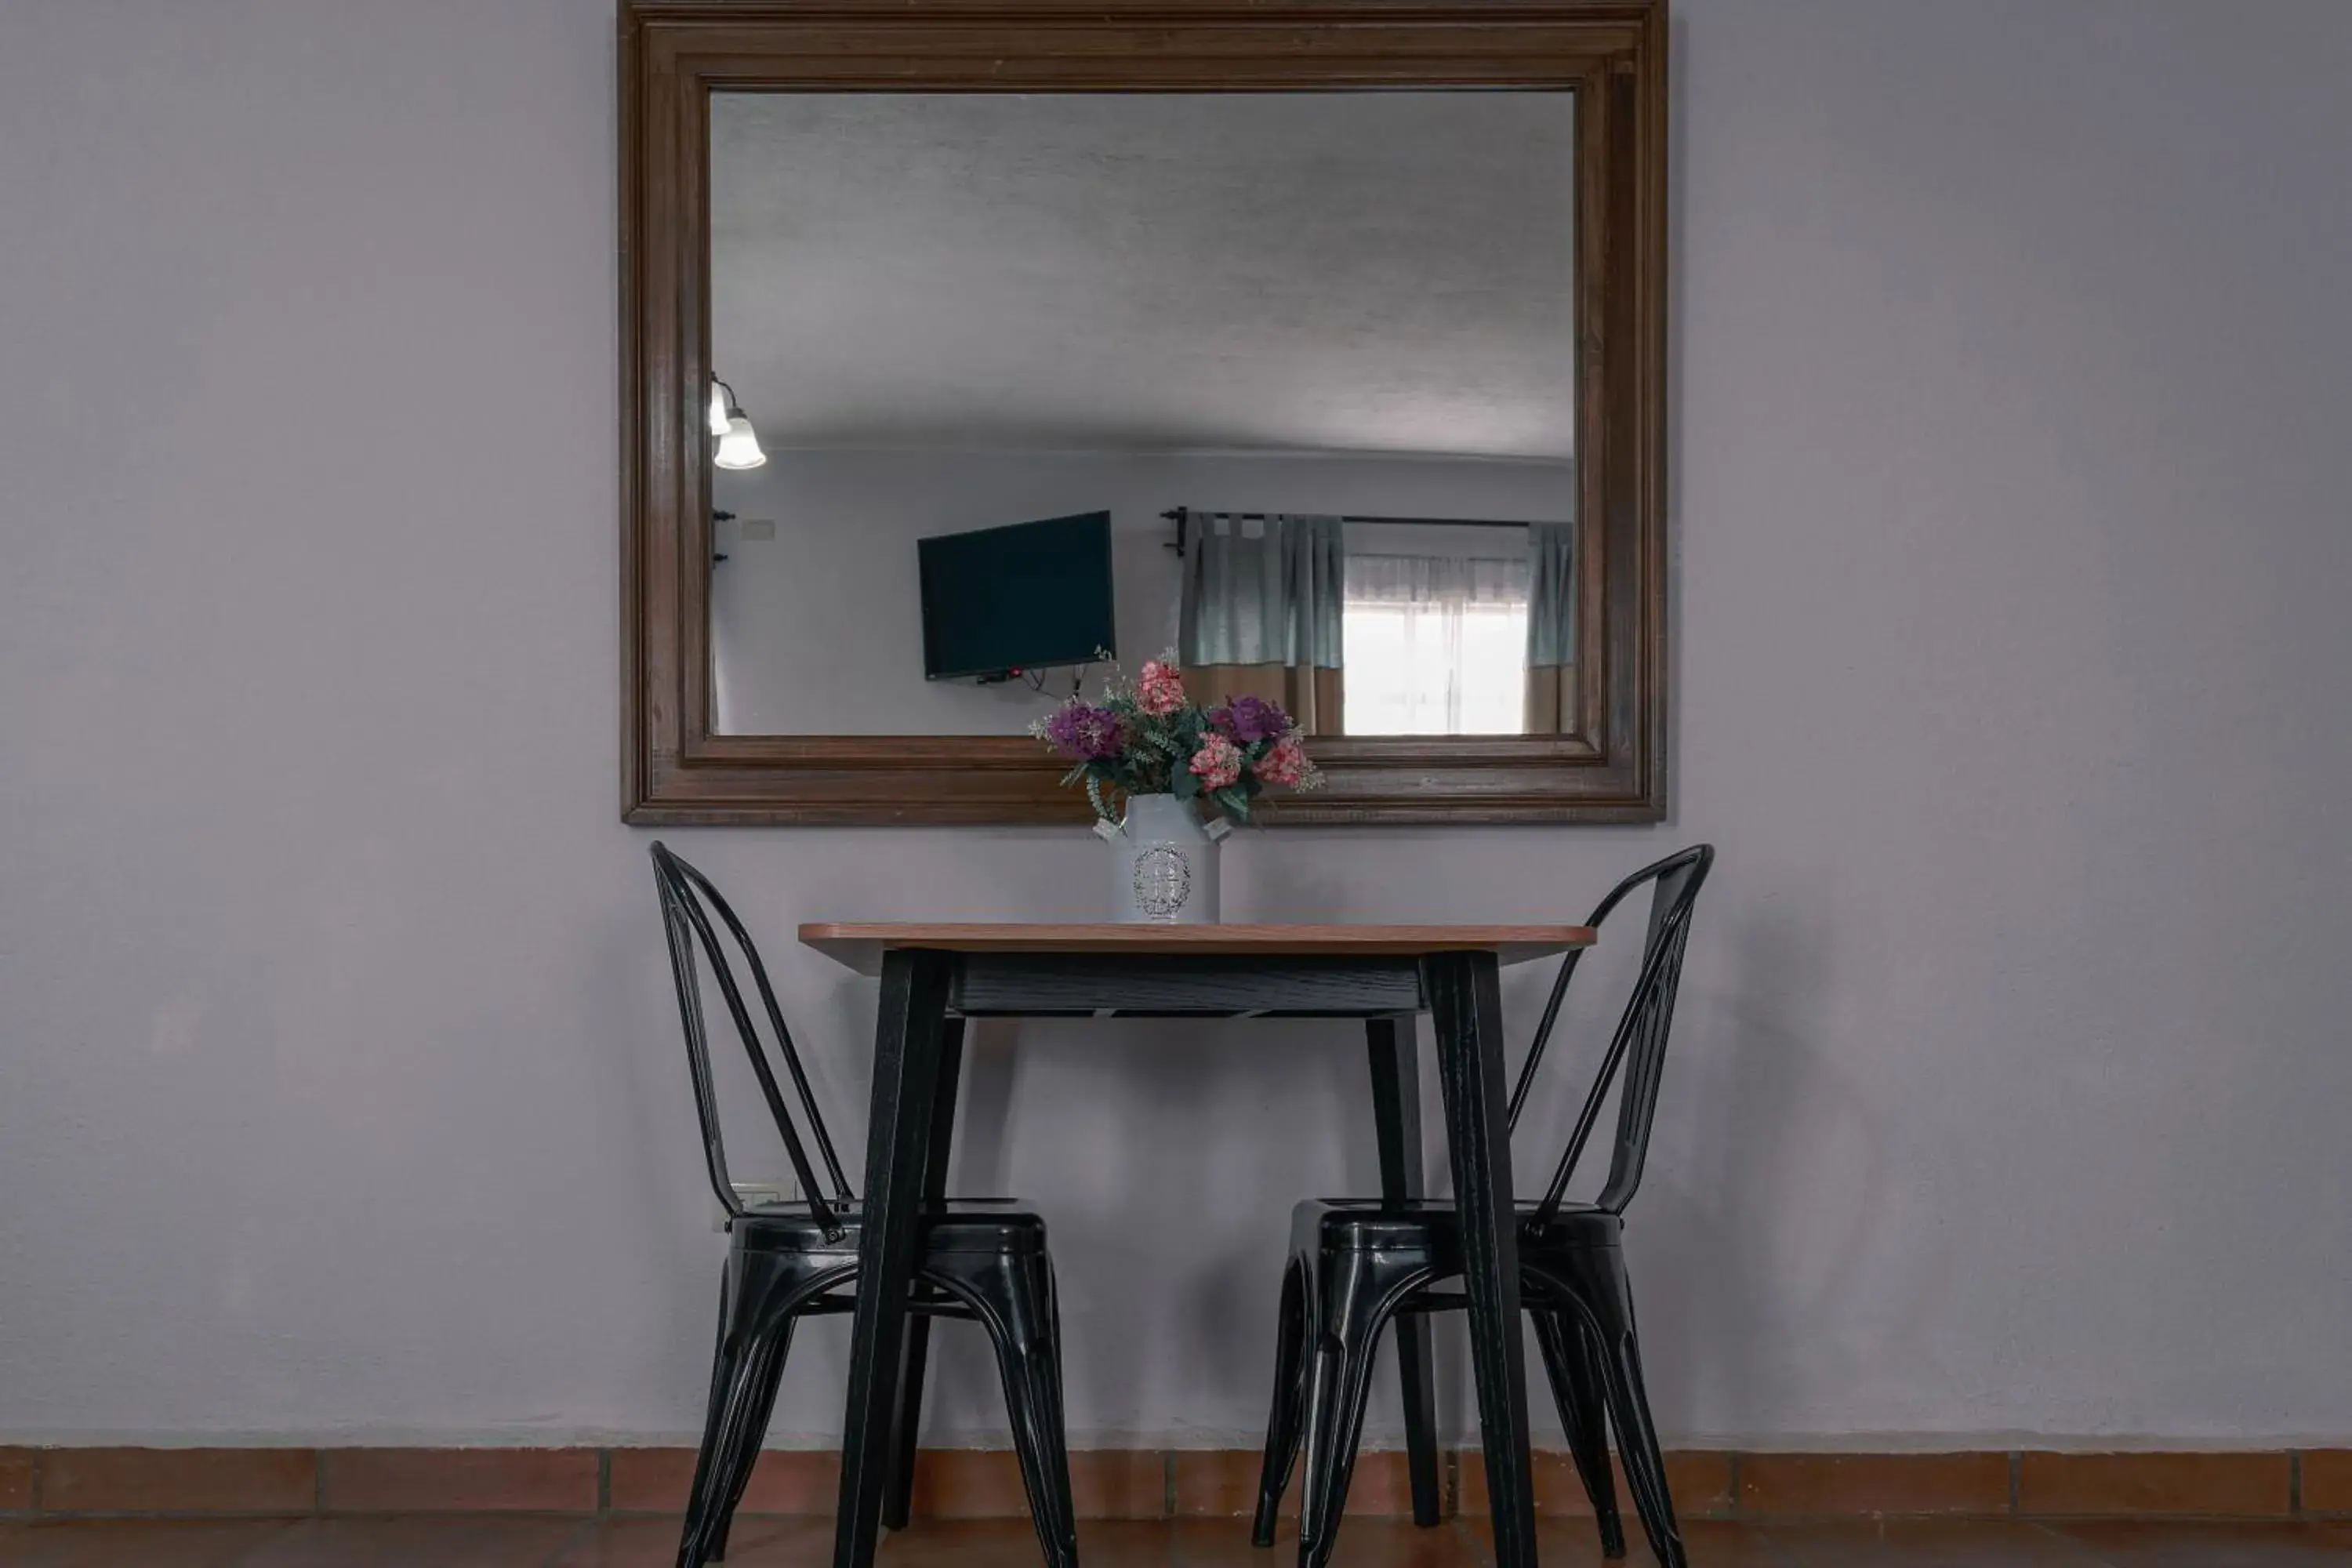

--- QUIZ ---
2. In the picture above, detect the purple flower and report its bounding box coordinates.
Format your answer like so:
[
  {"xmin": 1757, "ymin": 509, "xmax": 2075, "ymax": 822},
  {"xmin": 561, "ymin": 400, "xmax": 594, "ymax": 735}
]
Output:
[
  {"xmin": 1210, "ymin": 695, "xmax": 1293, "ymax": 744},
  {"xmin": 1044, "ymin": 702, "xmax": 1127, "ymax": 760}
]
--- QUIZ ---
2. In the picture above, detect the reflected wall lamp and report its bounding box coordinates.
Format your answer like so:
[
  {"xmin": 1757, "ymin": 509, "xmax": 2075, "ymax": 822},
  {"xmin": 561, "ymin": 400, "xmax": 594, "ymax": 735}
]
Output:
[{"xmin": 708, "ymin": 377, "xmax": 766, "ymax": 470}]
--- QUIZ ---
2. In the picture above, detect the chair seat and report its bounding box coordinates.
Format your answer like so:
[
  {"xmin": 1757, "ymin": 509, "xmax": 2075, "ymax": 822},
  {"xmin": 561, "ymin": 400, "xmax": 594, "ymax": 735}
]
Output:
[
  {"xmin": 735, "ymin": 1198, "xmax": 1049, "ymax": 1256},
  {"xmin": 1290, "ymin": 1196, "xmax": 1621, "ymax": 1253}
]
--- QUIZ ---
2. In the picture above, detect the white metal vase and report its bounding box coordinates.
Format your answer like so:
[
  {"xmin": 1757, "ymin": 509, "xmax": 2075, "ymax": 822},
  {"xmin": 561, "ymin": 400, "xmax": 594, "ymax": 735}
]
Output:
[{"xmin": 1094, "ymin": 792, "xmax": 1231, "ymax": 924}]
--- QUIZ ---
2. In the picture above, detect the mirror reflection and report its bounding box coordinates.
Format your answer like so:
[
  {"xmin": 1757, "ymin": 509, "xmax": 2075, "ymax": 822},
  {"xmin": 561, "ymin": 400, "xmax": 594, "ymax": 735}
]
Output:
[{"xmin": 707, "ymin": 91, "xmax": 1577, "ymax": 737}]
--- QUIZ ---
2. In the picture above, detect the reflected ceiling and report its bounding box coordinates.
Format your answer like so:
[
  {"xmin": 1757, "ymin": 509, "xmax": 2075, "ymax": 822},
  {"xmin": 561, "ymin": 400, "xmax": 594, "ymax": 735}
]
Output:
[{"xmin": 710, "ymin": 92, "xmax": 1577, "ymax": 459}]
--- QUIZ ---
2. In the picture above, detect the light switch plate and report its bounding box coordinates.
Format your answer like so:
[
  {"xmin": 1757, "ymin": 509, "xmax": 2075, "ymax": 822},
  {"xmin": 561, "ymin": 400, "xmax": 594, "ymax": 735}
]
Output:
[
  {"xmin": 713, "ymin": 1178, "xmax": 797, "ymax": 1230},
  {"xmin": 741, "ymin": 518, "xmax": 775, "ymax": 540}
]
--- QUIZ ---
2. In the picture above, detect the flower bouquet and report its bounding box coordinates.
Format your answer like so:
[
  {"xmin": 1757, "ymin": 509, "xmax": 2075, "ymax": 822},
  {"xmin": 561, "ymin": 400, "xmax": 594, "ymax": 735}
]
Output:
[
  {"xmin": 1031, "ymin": 652, "xmax": 1322, "ymax": 826},
  {"xmin": 1033, "ymin": 654, "xmax": 1321, "ymax": 922}
]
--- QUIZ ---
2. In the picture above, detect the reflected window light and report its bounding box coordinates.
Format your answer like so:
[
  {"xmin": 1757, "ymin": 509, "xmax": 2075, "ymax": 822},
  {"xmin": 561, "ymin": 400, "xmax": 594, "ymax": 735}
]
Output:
[{"xmin": 1341, "ymin": 550, "xmax": 1529, "ymax": 735}]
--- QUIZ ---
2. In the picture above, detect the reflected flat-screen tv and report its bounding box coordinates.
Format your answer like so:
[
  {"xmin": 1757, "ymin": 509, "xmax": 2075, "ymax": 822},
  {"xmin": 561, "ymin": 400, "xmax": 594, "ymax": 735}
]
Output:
[{"xmin": 917, "ymin": 511, "xmax": 1117, "ymax": 681}]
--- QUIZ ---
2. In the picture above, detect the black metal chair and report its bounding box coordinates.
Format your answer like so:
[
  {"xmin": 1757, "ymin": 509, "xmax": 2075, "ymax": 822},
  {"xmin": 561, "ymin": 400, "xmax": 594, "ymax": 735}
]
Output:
[
  {"xmin": 650, "ymin": 843, "xmax": 1079, "ymax": 1568},
  {"xmin": 1250, "ymin": 845, "xmax": 1714, "ymax": 1568}
]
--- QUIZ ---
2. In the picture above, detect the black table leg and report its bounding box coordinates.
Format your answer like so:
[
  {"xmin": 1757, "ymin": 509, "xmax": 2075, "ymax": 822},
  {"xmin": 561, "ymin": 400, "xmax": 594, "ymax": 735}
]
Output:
[
  {"xmin": 1366, "ymin": 1015, "xmax": 1444, "ymax": 1527},
  {"xmin": 882, "ymin": 1016, "xmax": 964, "ymax": 1530},
  {"xmin": 1426, "ymin": 952, "xmax": 1537, "ymax": 1568},
  {"xmin": 833, "ymin": 949, "xmax": 953, "ymax": 1568}
]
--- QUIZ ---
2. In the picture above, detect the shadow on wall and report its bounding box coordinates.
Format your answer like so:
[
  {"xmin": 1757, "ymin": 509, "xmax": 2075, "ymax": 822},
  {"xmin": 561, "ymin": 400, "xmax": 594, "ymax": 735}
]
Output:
[
  {"xmin": 1635, "ymin": 896, "xmax": 1965, "ymax": 1439},
  {"xmin": 1635, "ymin": 902, "xmax": 1827, "ymax": 1436}
]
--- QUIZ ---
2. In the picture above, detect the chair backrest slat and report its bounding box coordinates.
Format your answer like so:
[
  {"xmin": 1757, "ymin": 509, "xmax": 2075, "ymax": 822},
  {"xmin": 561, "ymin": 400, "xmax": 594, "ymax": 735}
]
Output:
[
  {"xmin": 1515, "ymin": 844, "xmax": 1714, "ymax": 1221},
  {"xmin": 651, "ymin": 842, "xmax": 852, "ymax": 1233}
]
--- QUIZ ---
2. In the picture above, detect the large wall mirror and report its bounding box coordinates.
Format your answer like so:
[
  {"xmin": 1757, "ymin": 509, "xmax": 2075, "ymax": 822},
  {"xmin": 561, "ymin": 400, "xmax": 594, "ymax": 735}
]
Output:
[{"xmin": 622, "ymin": 1, "xmax": 1666, "ymax": 823}]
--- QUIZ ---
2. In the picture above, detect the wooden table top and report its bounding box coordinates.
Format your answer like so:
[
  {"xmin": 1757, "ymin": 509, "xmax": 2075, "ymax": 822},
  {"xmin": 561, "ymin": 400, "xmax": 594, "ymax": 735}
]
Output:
[{"xmin": 799, "ymin": 922, "xmax": 1596, "ymax": 976}]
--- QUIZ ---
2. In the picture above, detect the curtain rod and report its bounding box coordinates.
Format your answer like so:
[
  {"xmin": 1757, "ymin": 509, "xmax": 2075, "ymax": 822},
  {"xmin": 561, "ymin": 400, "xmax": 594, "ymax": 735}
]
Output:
[{"xmin": 1160, "ymin": 506, "xmax": 1563, "ymax": 556}]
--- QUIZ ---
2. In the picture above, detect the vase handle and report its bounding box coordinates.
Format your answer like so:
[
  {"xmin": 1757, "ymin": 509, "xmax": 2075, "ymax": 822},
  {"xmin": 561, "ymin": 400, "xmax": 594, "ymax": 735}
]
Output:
[
  {"xmin": 1091, "ymin": 818, "xmax": 1126, "ymax": 843},
  {"xmin": 1203, "ymin": 816, "xmax": 1234, "ymax": 843}
]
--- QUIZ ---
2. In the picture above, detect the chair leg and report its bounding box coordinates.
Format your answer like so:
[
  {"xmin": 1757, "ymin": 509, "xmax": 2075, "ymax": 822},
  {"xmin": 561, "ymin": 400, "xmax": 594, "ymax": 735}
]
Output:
[
  {"xmin": 884, "ymin": 1018, "xmax": 965, "ymax": 1532},
  {"xmin": 1534, "ymin": 1310, "xmax": 1624, "ymax": 1558},
  {"xmin": 1390, "ymin": 1315, "xmax": 1445, "ymax": 1526},
  {"xmin": 1252, "ymin": 1259, "xmax": 1312, "ymax": 1546},
  {"xmin": 881, "ymin": 1316, "xmax": 933, "ymax": 1530},
  {"xmin": 1295, "ymin": 1250, "xmax": 1414, "ymax": 1568},
  {"xmin": 679, "ymin": 1255, "xmax": 798, "ymax": 1568},
  {"xmin": 679, "ymin": 1266, "xmax": 742, "ymax": 1568},
  {"xmin": 1564, "ymin": 1250, "xmax": 1685, "ymax": 1568},
  {"xmin": 707, "ymin": 1316, "xmax": 796, "ymax": 1561},
  {"xmin": 931, "ymin": 1252, "xmax": 1080, "ymax": 1568},
  {"xmin": 1364, "ymin": 1016, "xmax": 1445, "ymax": 1528}
]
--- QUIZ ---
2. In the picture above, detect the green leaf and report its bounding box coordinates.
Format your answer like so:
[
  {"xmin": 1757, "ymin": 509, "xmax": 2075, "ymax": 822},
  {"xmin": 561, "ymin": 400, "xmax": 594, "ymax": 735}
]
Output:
[{"xmin": 1172, "ymin": 764, "xmax": 1200, "ymax": 802}]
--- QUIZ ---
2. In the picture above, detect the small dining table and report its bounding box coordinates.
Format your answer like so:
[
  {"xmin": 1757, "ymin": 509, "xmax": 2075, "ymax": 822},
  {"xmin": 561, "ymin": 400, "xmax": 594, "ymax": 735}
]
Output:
[{"xmin": 799, "ymin": 922, "xmax": 1598, "ymax": 1568}]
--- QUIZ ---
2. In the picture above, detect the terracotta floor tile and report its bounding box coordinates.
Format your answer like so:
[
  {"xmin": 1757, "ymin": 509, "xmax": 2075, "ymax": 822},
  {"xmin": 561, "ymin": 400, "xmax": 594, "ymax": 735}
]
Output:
[
  {"xmin": 320, "ymin": 1450, "xmax": 598, "ymax": 1514},
  {"xmin": 1171, "ymin": 1451, "xmax": 1263, "ymax": 1519},
  {"xmin": 1167, "ymin": 1516, "xmax": 1294, "ymax": 1566},
  {"xmin": 542, "ymin": 1517, "xmax": 685, "ymax": 1568},
  {"xmin": 1171, "ymin": 1515, "xmax": 1479, "ymax": 1567},
  {"xmin": 1460, "ymin": 1450, "xmax": 1737, "ymax": 1521},
  {"xmin": 2019, "ymin": 1453, "xmax": 2292, "ymax": 1519},
  {"xmin": 601, "ymin": 1450, "xmax": 695, "ymax": 1514},
  {"xmin": 1457, "ymin": 1450, "xmax": 1582, "ymax": 1519},
  {"xmin": 1073, "ymin": 1523, "xmax": 1176, "ymax": 1561},
  {"xmin": 1665, "ymin": 1520, "xmax": 1797, "ymax": 1566},
  {"xmin": 1758, "ymin": 1519, "xmax": 2108, "ymax": 1565},
  {"xmin": 1071, "ymin": 1451, "xmax": 1170, "ymax": 1521},
  {"xmin": 1665, "ymin": 1454, "xmax": 1742, "ymax": 1521},
  {"xmin": 905, "ymin": 1451, "xmax": 1031, "ymax": 1519},
  {"xmin": 1458, "ymin": 1513, "xmax": 1773, "ymax": 1565},
  {"xmin": 227, "ymin": 1516, "xmax": 588, "ymax": 1567},
  {"xmin": 1740, "ymin": 1454, "xmax": 2010, "ymax": 1519},
  {"xmin": 1341, "ymin": 1454, "xmax": 1433, "ymax": 1519},
  {"xmin": 604, "ymin": 1449, "xmax": 837, "ymax": 1516},
  {"xmin": 0, "ymin": 1452, "xmax": 34, "ymax": 1513},
  {"xmin": 38, "ymin": 1450, "xmax": 317, "ymax": 1515},
  {"xmin": 547, "ymin": 1515, "xmax": 830, "ymax": 1566},
  {"xmin": 868, "ymin": 1518, "xmax": 1169, "ymax": 1567},
  {"xmin": 0, "ymin": 1519, "xmax": 294, "ymax": 1568},
  {"xmin": 2304, "ymin": 1453, "xmax": 2352, "ymax": 1517},
  {"xmin": 1073, "ymin": 1521, "xmax": 1184, "ymax": 1565},
  {"xmin": 2042, "ymin": 1520, "xmax": 2352, "ymax": 1566},
  {"xmin": 14, "ymin": 1517, "xmax": 2352, "ymax": 1567}
]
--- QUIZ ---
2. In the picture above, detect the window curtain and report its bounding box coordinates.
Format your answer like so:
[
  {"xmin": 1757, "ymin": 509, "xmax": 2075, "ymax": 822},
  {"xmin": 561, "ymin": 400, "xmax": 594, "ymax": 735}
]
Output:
[
  {"xmin": 1343, "ymin": 552, "xmax": 1531, "ymax": 735},
  {"xmin": 1177, "ymin": 514, "xmax": 1346, "ymax": 735},
  {"xmin": 1524, "ymin": 521, "xmax": 1577, "ymax": 734}
]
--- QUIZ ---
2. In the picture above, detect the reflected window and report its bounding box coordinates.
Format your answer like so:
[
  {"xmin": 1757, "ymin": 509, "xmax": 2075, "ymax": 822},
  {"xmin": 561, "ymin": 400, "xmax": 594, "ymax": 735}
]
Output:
[{"xmin": 1342, "ymin": 552, "xmax": 1530, "ymax": 735}]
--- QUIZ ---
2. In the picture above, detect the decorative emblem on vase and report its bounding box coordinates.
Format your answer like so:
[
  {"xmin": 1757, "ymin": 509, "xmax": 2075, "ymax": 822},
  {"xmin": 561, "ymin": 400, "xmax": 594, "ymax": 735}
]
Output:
[{"xmin": 1131, "ymin": 844, "xmax": 1193, "ymax": 921}]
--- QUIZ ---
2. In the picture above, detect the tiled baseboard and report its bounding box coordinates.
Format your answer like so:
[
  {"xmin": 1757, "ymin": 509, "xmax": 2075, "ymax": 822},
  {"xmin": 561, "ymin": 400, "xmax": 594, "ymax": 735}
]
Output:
[{"xmin": 2, "ymin": 1446, "xmax": 2347, "ymax": 1522}]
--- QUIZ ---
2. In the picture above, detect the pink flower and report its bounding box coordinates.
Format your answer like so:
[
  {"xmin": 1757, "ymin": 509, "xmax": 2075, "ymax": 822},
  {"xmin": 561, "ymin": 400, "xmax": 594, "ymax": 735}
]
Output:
[
  {"xmin": 1136, "ymin": 659, "xmax": 1186, "ymax": 717},
  {"xmin": 1189, "ymin": 732, "xmax": 1243, "ymax": 790},
  {"xmin": 1256, "ymin": 732, "xmax": 1312, "ymax": 787}
]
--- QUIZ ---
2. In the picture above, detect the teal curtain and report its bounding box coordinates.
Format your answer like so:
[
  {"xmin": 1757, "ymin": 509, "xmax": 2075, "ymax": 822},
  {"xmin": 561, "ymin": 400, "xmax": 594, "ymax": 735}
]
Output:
[
  {"xmin": 1524, "ymin": 521, "xmax": 1577, "ymax": 733},
  {"xmin": 1178, "ymin": 514, "xmax": 1346, "ymax": 733}
]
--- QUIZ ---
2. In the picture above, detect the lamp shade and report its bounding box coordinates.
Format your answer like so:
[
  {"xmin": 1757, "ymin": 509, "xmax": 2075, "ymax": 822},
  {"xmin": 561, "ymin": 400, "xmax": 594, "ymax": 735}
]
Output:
[
  {"xmin": 714, "ymin": 415, "xmax": 767, "ymax": 470},
  {"xmin": 707, "ymin": 383, "xmax": 731, "ymax": 437}
]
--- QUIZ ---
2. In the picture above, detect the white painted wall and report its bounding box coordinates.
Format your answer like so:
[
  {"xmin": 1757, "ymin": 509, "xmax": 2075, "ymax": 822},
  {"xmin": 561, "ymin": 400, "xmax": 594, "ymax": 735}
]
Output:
[
  {"xmin": 707, "ymin": 449, "xmax": 1571, "ymax": 735},
  {"xmin": 2, "ymin": 0, "xmax": 2348, "ymax": 1450}
]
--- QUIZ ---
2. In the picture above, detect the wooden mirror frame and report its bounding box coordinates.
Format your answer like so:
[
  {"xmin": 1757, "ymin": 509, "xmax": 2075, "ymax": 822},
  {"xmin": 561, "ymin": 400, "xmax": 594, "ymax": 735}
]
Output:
[{"xmin": 620, "ymin": 0, "xmax": 1667, "ymax": 825}]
